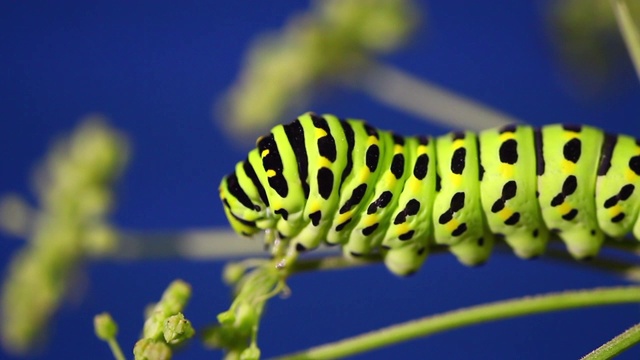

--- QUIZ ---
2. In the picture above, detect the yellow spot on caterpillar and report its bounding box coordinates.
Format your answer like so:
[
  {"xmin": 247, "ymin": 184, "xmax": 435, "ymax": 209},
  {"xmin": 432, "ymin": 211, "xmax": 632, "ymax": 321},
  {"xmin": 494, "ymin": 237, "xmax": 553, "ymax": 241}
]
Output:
[
  {"xmin": 453, "ymin": 139, "xmax": 465, "ymax": 148},
  {"xmin": 363, "ymin": 214, "xmax": 379, "ymax": 227},
  {"xmin": 337, "ymin": 212, "xmax": 352, "ymax": 225},
  {"xmin": 318, "ymin": 157, "xmax": 332, "ymax": 168},
  {"xmin": 261, "ymin": 149, "xmax": 270, "ymax": 158},
  {"xmin": 445, "ymin": 219, "xmax": 460, "ymax": 233},
  {"xmin": 272, "ymin": 199, "xmax": 282, "ymax": 210},
  {"xmin": 384, "ymin": 172, "xmax": 397, "ymax": 186},
  {"xmin": 558, "ymin": 202, "xmax": 572, "ymax": 215},
  {"xmin": 626, "ymin": 168, "xmax": 639, "ymax": 181},
  {"xmin": 561, "ymin": 160, "xmax": 576, "ymax": 173},
  {"xmin": 394, "ymin": 144, "xmax": 403, "ymax": 153},
  {"xmin": 563, "ymin": 132, "xmax": 579, "ymax": 140},
  {"xmin": 394, "ymin": 223, "xmax": 410, "ymax": 236},
  {"xmin": 358, "ymin": 169, "xmax": 371, "ymax": 182},
  {"xmin": 309, "ymin": 201, "xmax": 322, "ymax": 213},
  {"xmin": 407, "ymin": 178, "xmax": 420, "ymax": 193},
  {"xmin": 266, "ymin": 169, "xmax": 276, "ymax": 177},
  {"xmin": 500, "ymin": 163, "xmax": 514, "ymax": 178},
  {"xmin": 315, "ymin": 128, "xmax": 327, "ymax": 138},
  {"xmin": 608, "ymin": 205, "xmax": 622, "ymax": 217},
  {"xmin": 452, "ymin": 174, "xmax": 462, "ymax": 187},
  {"xmin": 499, "ymin": 209, "xmax": 514, "ymax": 221},
  {"xmin": 499, "ymin": 132, "xmax": 516, "ymax": 141}
]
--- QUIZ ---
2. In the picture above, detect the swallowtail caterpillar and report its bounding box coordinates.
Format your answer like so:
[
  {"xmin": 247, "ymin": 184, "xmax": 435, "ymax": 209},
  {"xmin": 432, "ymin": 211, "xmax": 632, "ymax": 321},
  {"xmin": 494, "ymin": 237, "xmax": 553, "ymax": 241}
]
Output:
[{"xmin": 219, "ymin": 112, "xmax": 640, "ymax": 276}]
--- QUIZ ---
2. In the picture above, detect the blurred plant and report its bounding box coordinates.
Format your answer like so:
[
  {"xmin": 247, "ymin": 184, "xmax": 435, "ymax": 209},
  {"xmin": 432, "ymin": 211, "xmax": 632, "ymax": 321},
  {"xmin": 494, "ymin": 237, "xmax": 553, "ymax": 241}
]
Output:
[
  {"xmin": 217, "ymin": 0, "xmax": 420, "ymax": 137},
  {"xmin": 95, "ymin": 313, "xmax": 125, "ymax": 360},
  {"xmin": 548, "ymin": 0, "xmax": 640, "ymax": 94},
  {"xmin": 133, "ymin": 279, "xmax": 194, "ymax": 360},
  {"xmin": 0, "ymin": 115, "xmax": 128, "ymax": 353},
  {"xmin": 202, "ymin": 260, "xmax": 281, "ymax": 360},
  {"xmin": 612, "ymin": 0, "xmax": 640, "ymax": 80},
  {"xmin": 217, "ymin": 0, "xmax": 521, "ymax": 140},
  {"xmin": 96, "ymin": 280, "xmax": 194, "ymax": 360}
]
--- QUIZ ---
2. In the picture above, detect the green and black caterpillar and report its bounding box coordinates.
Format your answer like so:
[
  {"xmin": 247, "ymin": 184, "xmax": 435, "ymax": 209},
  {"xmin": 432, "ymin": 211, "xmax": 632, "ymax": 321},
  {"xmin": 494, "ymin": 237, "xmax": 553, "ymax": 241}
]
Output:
[{"xmin": 219, "ymin": 112, "xmax": 640, "ymax": 276}]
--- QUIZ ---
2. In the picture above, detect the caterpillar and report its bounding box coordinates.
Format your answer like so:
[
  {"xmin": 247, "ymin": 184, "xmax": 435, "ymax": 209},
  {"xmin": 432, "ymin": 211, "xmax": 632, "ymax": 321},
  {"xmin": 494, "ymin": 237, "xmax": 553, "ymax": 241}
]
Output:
[{"xmin": 219, "ymin": 112, "xmax": 640, "ymax": 276}]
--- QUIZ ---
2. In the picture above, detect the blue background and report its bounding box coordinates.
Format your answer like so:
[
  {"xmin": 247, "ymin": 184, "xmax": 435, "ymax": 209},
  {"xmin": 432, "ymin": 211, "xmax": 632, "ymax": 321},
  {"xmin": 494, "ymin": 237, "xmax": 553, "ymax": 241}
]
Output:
[{"xmin": 1, "ymin": 1, "xmax": 639, "ymax": 359}]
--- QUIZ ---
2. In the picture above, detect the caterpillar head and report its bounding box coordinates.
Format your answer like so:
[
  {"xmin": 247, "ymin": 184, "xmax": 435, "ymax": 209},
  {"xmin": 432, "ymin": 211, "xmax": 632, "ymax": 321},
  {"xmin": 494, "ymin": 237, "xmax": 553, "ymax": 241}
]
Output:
[{"xmin": 219, "ymin": 168, "xmax": 268, "ymax": 237}]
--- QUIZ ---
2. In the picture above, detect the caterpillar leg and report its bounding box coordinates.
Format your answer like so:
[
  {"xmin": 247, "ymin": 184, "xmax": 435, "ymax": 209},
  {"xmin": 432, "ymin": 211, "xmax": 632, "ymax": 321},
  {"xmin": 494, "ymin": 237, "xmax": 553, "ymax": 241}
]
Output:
[{"xmin": 382, "ymin": 243, "xmax": 428, "ymax": 276}]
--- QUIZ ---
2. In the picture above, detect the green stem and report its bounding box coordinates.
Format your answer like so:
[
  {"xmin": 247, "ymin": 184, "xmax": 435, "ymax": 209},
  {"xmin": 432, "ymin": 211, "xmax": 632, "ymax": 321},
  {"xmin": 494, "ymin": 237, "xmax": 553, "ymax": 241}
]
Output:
[
  {"xmin": 275, "ymin": 286, "xmax": 640, "ymax": 360},
  {"xmin": 107, "ymin": 229, "xmax": 640, "ymax": 282},
  {"xmin": 112, "ymin": 229, "xmax": 339, "ymax": 260},
  {"xmin": 611, "ymin": 0, "xmax": 640, "ymax": 82},
  {"xmin": 110, "ymin": 228, "xmax": 640, "ymax": 260},
  {"xmin": 107, "ymin": 338, "xmax": 126, "ymax": 360},
  {"xmin": 544, "ymin": 247, "xmax": 640, "ymax": 282},
  {"xmin": 582, "ymin": 322, "xmax": 640, "ymax": 360},
  {"xmin": 290, "ymin": 254, "xmax": 382, "ymax": 273},
  {"xmin": 353, "ymin": 61, "xmax": 522, "ymax": 131},
  {"xmin": 110, "ymin": 230, "xmax": 640, "ymax": 281}
]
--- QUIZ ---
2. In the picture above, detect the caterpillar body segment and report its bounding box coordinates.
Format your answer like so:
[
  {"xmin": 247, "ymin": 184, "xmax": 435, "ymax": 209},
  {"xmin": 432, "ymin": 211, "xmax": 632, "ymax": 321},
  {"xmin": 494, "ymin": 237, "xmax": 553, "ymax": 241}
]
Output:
[
  {"xmin": 478, "ymin": 125, "xmax": 549, "ymax": 259},
  {"xmin": 329, "ymin": 122, "xmax": 396, "ymax": 252},
  {"xmin": 596, "ymin": 135, "xmax": 640, "ymax": 239},
  {"xmin": 537, "ymin": 125, "xmax": 605, "ymax": 258},
  {"xmin": 380, "ymin": 135, "xmax": 436, "ymax": 275},
  {"xmin": 219, "ymin": 113, "xmax": 640, "ymax": 276},
  {"xmin": 293, "ymin": 115, "xmax": 348, "ymax": 251},
  {"xmin": 433, "ymin": 130, "xmax": 495, "ymax": 266}
]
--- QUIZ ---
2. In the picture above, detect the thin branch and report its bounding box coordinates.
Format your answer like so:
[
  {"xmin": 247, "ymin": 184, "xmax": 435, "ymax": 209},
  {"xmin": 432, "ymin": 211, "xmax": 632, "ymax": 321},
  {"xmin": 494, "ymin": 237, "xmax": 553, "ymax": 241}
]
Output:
[
  {"xmin": 108, "ymin": 230, "xmax": 639, "ymax": 282},
  {"xmin": 352, "ymin": 61, "xmax": 521, "ymax": 131},
  {"xmin": 114, "ymin": 229, "xmax": 266, "ymax": 260},
  {"xmin": 611, "ymin": 0, "xmax": 640, "ymax": 82},
  {"xmin": 289, "ymin": 254, "xmax": 382, "ymax": 273},
  {"xmin": 582, "ymin": 322, "xmax": 640, "ymax": 360},
  {"xmin": 111, "ymin": 229, "xmax": 338, "ymax": 260},
  {"xmin": 545, "ymin": 248, "xmax": 640, "ymax": 282},
  {"xmin": 275, "ymin": 286, "xmax": 640, "ymax": 360},
  {"xmin": 106, "ymin": 338, "xmax": 126, "ymax": 360}
]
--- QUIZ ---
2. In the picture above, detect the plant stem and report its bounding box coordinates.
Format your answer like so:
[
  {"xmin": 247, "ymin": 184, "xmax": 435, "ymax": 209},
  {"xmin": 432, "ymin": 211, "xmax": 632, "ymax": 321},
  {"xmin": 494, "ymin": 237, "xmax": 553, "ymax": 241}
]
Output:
[
  {"xmin": 611, "ymin": 0, "xmax": 640, "ymax": 82},
  {"xmin": 114, "ymin": 229, "xmax": 269, "ymax": 259},
  {"xmin": 112, "ymin": 229, "xmax": 346, "ymax": 260},
  {"xmin": 110, "ymin": 230, "xmax": 638, "ymax": 267},
  {"xmin": 275, "ymin": 286, "xmax": 640, "ymax": 360},
  {"xmin": 108, "ymin": 339, "xmax": 126, "ymax": 360},
  {"xmin": 108, "ymin": 230, "xmax": 640, "ymax": 281},
  {"xmin": 582, "ymin": 322, "xmax": 640, "ymax": 360},
  {"xmin": 289, "ymin": 254, "xmax": 382, "ymax": 273},
  {"xmin": 548, "ymin": 253, "xmax": 640, "ymax": 282},
  {"xmin": 352, "ymin": 61, "xmax": 521, "ymax": 131}
]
